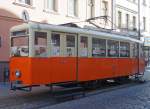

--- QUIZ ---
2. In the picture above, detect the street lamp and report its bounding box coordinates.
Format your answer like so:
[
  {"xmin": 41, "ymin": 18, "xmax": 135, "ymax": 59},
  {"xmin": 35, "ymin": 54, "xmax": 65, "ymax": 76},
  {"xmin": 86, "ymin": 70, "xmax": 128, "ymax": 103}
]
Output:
[{"xmin": 137, "ymin": 0, "xmax": 141, "ymax": 76}]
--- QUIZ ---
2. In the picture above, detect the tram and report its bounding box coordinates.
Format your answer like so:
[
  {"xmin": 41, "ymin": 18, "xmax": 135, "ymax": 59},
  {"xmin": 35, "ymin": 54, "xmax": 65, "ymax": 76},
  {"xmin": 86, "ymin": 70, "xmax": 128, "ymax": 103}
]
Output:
[{"xmin": 10, "ymin": 22, "xmax": 145, "ymax": 89}]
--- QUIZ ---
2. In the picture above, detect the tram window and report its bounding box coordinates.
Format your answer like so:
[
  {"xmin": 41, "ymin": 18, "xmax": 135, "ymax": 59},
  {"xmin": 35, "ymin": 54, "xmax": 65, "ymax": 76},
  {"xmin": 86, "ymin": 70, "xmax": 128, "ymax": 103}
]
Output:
[
  {"xmin": 107, "ymin": 40, "xmax": 119, "ymax": 57},
  {"xmin": 133, "ymin": 43, "xmax": 138, "ymax": 57},
  {"xmin": 34, "ymin": 32, "xmax": 47, "ymax": 57},
  {"xmin": 92, "ymin": 38, "xmax": 106, "ymax": 57},
  {"xmin": 120, "ymin": 42, "xmax": 130, "ymax": 57},
  {"xmin": 11, "ymin": 36, "xmax": 29, "ymax": 57},
  {"xmin": 51, "ymin": 33, "xmax": 60, "ymax": 56},
  {"xmin": 80, "ymin": 36, "xmax": 88, "ymax": 57},
  {"xmin": 140, "ymin": 45, "xmax": 144, "ymax": 57},
  {"xmin": 66, "ymin": 35, "xmax": 75, "ymax": 56}
]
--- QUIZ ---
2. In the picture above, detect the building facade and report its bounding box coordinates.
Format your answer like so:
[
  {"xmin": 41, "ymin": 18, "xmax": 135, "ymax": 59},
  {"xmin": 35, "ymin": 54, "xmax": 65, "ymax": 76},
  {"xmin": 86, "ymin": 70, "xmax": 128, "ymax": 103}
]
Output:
[
  {"xmin": 114, "ymin": 0, "xmax": 150, "ymax": 39},
  {"xmin": 0, "ymin": 0, "xmax": 112, "ymax": 82}
]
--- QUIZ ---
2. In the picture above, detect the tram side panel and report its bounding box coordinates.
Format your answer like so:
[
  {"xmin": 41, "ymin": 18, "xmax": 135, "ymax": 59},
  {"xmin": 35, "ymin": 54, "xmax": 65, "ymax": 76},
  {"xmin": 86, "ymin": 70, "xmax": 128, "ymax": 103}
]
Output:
[
  {"xmin": 78, "ymin": 58, "xmax": 115, "ymax": 81},
  {"xmin": 78, "ymin": 58, "xmax": 139, "ymax": 82},
  {"xmin": 50, "ymin": 57, "xmax": 77, "ymax": 83},
  {"xmin": 115, "ymin": 58, "xmax": 132, "ymax": 77},
  {"xmin": 31, "ymin": 58, "xmax": 51, "ymax": 85}
]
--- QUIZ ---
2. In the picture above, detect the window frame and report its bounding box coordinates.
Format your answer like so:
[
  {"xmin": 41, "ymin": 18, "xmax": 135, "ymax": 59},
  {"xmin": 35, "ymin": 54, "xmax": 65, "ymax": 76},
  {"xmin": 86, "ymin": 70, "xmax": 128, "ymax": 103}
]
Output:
[
  {"xmin": 119, "ymin": 42, "xmax": 130, "ymax": 58},
  {"xmin": 10, "ymin": 35, "xmax": 29, "ymax": 57},
  {"xmin": 126, "ymin": 14, "xmax": 129, "ymax": 29},
  {"xmin": 107, "ymin": 40, "xmax": 119, "ymax": 58},
  {"xmin": 50, "ymin": 32, "xmax": 61, "ymax": 57},
  {"xmin": 63, "ymin": 34, "xmax": 77, "ymax": 57},
  {"xmin": 34, "ymin": 31, "xmax": 48, "ymax": 57},
  {"xmin": 118, "ymin": 11, "xmax": 122, "ymax": 28},
  {"xmin": 67, "ymin": 0, "xmax": 78, "ymax": 17},
  {"xmin": 79, "ymin": 35, "xmax": 90, "ymax": 57},
  {"xmin": 92, "ymin": 37, "xmax": 106, "ymax": 57},
  {"xmin": 44, "ymin": 0, "xmax": 58, "ymax": 12},
  {"xmin": 15, "ymin": 0, "xmax": 33, "ymax": 6},
  {"xmin": 133, "ymin": 16, "xmax": 136, "ymax": 30},
  {"xmin": 101, "ymin": 0, "xmax": 108, "ymax": 16},
  {"xmin": 32, "ymin": 30, "xmax": 49, "ymax": 58}
]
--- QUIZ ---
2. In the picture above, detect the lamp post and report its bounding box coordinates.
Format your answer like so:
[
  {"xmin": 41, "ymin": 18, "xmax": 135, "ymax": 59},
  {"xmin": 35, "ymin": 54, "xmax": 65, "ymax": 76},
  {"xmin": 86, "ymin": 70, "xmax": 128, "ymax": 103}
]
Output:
[{"xmin": 137, "ymin": 0, "xmax": 141, "ymax": 76}]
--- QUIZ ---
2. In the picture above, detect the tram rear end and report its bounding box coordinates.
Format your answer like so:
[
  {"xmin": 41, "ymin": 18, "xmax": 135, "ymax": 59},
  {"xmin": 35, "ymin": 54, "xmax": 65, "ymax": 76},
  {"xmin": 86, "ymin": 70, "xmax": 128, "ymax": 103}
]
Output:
[{"xmin": 10, "ymin": 28, "xmax": 33, "ymax": 86}]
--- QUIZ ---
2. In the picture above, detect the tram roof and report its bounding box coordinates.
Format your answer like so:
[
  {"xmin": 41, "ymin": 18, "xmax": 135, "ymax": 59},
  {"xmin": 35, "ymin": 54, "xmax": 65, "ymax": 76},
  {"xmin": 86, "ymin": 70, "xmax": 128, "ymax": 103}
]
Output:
[{"xmin": 10, "ymin": 22, "xmax": 143, "ymax": 44}]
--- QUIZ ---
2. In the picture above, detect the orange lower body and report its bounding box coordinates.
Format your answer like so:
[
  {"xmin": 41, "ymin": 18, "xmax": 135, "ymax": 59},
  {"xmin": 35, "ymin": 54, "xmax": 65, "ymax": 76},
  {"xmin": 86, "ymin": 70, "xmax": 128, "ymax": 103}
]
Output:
[{"xmin": 10, "ymin": 57, "xmax": 145, "ymax": 85}]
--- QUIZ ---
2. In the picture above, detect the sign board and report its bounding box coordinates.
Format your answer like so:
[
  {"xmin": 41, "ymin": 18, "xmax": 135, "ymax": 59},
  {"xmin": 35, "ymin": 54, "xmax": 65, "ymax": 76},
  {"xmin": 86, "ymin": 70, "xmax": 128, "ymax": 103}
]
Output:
[{"xmin": 144, "ymin": 37, "xmax": 150, "ymax": 47}]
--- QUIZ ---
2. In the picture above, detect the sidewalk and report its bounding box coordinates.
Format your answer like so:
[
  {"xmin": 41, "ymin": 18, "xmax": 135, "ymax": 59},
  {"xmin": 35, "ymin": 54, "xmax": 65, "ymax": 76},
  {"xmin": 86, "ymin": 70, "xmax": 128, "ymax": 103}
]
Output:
[{"xmin": 0, "ymin": 82, "xmax": 10, "ymax": 89}]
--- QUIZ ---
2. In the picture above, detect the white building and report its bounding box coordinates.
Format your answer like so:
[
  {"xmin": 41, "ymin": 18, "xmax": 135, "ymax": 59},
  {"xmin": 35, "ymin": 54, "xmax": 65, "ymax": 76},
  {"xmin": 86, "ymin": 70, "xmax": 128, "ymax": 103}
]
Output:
[{"xmin": 114, "ymin": 0, "xmax": 150, "ymax": 41}]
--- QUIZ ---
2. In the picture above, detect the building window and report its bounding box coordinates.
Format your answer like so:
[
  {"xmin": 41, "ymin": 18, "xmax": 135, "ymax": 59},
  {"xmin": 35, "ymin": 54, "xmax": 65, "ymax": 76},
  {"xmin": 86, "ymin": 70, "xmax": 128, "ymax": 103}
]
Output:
[
  {"xmin": 92, "ymin": 38, "xmax": 106, "ymax": 57},
  {"xmin": 87, "ymin": 0, "xmax": 94, "ymax": 18},
  {"xmin": 45, "ymin": 0, "xmax": 57, "ymax": 11},
  {"xmin": 143, "ymin": 17, "xmax": 146, "ymax": 31},
  {"xmin": 143, "ymin": 0, "xmax": 146, "ymax": 6},
  {"xmin": 17, "ymin": 0, "xmax": 32, "ymax": 5},
  {"xmin": 133, "ymin": 0, "xmax": 136, "ymax": 3},
  {"xmin": 68, "ymin": 0, "xmax": 78, "ymax": 17},
  {"xmin": 118, "ymin": 11, "xmax": 122, "ymax": 28},
  {"xmin": 133, "ymin": 16, "xmax": 136, "ymax": 30},
  {"xmin": 101, "ymin": 1, "xmax": 108, "ymax": 16},
  {"xmin": 126, "ymin": 14, "xmax": 129, "ymax": 29}
]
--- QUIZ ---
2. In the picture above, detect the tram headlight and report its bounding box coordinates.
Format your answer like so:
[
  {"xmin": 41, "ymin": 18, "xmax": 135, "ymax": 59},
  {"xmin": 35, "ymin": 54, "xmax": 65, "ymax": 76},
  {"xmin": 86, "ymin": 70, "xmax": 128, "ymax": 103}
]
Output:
[{"xmin": 15, "ymin": 70, "xmax": 21, "ymax": 78}]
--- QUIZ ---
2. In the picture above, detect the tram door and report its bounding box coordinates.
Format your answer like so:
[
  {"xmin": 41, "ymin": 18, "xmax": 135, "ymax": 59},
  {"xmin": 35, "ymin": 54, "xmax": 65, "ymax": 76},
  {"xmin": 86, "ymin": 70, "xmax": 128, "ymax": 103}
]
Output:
[{"xmin": 51, "ymin": 33, "xmax": 77, "ymax": 83}]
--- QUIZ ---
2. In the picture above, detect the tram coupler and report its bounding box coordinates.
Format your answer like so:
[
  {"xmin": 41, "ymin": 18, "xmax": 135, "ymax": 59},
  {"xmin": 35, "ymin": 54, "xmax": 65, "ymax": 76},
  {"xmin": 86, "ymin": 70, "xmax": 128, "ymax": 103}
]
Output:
[{"xmin": 10, "ymin": 82, "xmax": 39, "ymax": 92}]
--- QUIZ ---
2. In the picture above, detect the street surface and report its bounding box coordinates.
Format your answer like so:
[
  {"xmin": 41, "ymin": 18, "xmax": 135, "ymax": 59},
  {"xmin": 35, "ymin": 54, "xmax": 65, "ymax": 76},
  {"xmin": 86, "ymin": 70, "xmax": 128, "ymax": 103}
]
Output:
[{"xmin": 0, "ymin": 66, "xmax": 150, "ymax": 109}]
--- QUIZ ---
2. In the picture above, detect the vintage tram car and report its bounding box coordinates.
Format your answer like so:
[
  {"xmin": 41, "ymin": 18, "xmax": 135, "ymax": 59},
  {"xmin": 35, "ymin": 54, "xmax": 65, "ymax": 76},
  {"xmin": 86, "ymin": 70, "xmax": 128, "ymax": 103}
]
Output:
[{"xmin": 10, "ymin": 22, "xmax": 145, "ymax": 89}]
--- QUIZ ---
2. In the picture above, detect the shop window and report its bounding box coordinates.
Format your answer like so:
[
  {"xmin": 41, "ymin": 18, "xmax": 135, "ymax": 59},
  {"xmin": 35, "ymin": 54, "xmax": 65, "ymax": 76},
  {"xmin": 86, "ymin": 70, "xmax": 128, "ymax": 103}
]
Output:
[
  {"xmin": 51, "ymin": 33, "xmax": 60, "ymax": 56},
  {"xmin": 92, "ymin": 38, "xmax": 106, "ymax": 57},
  {"xmin": 66, "ymin": 35, "xmax": 76, "ymax": 56},
  {"xmin": 107, "ymin": 40, "xmax": 119, "ymax": 57},
  {"xmin": 120, "ymin": 42, "xmax": 130, "ymax": 57},
  {"xmin": 34, "ymin": 32, "xmax": 47, "ymax": 57},
  {"xmin": 80, "ymin": 36, "xmax": 88, "ymax": 57}
]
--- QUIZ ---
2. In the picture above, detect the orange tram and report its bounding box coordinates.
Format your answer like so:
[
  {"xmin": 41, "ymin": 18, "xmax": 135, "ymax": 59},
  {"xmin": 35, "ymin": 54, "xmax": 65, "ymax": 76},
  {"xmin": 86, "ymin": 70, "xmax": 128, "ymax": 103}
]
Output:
[{"xmin": 10, "ymin": 22, "xmax": 145, "ymax": 91}]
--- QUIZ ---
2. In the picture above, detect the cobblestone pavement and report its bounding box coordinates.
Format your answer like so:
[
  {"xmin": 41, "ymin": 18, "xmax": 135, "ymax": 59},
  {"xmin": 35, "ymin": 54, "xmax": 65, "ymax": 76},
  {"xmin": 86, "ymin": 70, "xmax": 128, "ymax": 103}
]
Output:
[
  {"xmin": 0, "ymin": 66, "xmax": 150, "ymax": 109},
  {"xmin": 41, "ymin": 66, "xmax": 150, "ymax": 109}
]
